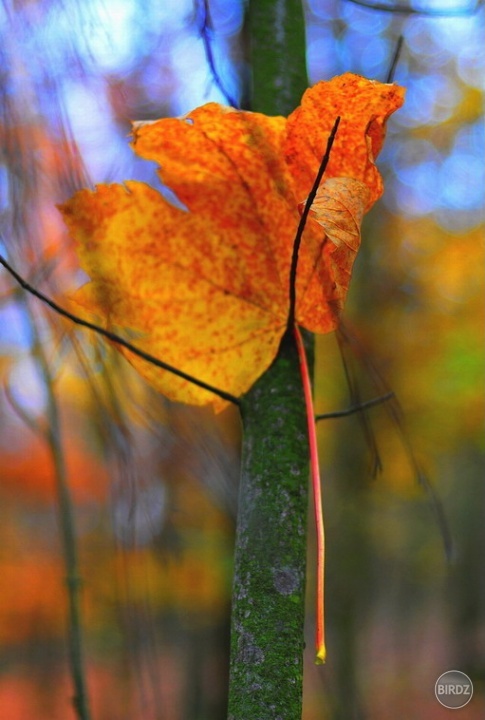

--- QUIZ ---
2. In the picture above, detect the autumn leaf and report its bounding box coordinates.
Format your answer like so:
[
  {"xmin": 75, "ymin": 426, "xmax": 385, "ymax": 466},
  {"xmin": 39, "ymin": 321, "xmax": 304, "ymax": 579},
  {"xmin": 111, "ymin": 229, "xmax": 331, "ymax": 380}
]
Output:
[
  {"xmin": 60, "ymin": 73, "xmax": 404, "ymax": 410},
  {"xmin": 300, "ymin": 177, "xmax": 371, "ymax": 306}
]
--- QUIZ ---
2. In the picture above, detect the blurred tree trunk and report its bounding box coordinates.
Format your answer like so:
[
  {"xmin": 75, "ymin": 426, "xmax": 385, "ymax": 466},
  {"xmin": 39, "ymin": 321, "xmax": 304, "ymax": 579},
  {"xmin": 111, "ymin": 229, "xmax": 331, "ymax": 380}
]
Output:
[
  {"xmin": 227, "ymin": 3, "xmax": 310, "ymax": 717},
  {"xmin": 245, "ymin": 0, "xmax": 308, "ymax": 115}
]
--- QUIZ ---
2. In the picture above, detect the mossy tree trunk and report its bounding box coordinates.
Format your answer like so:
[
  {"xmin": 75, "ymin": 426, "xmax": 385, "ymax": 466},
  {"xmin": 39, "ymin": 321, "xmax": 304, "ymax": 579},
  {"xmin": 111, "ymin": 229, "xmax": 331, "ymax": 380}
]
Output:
[
  {"xmin": 228, "ymin": 332, "xmax": 310, "ymax": 720},
  {"xmin": 228, "ymin": 4, "xmax": 310, "ymax": 718}
]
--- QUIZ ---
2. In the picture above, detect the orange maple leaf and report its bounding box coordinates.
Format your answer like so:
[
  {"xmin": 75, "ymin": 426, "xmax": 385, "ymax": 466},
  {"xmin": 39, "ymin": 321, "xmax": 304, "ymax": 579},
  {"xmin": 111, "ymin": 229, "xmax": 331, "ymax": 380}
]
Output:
[{"xmin": 60, "ymin": 73, "xmax": 404, "ymax": 410}]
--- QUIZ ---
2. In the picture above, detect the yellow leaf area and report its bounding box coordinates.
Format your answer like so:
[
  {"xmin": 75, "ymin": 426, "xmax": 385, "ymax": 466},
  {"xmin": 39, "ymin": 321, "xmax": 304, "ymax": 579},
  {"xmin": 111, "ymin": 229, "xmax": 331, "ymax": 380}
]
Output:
[{"xmin": 60, "ymin": 74, "xmax": 404, "ymax": 410}]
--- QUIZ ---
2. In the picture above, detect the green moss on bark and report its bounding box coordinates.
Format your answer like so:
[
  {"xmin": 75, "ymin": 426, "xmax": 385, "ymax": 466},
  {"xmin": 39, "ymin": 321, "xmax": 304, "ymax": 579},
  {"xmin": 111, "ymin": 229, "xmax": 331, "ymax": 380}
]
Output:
[
  {"xmin": 228, "ymin": 331, "xmax": 309, "ymax": 720},
  {"xmin": 228, "ymin": 4, "xmax": 310, "ymax": 717}
]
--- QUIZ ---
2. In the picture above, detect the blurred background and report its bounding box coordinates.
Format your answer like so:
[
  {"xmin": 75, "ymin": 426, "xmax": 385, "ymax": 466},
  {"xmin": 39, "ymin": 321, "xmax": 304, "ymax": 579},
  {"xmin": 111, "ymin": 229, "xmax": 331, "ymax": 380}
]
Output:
[{"xmin": 0, "ymin": 1, "xmax": 483, "ymax": 718}]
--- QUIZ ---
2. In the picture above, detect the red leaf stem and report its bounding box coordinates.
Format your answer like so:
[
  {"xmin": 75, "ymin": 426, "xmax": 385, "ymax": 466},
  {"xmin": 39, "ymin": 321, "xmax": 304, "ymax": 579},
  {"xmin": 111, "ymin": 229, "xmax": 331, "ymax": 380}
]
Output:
[{"xmin": 293, "ymin": 324, "xmax": 326, "ymax": 664}]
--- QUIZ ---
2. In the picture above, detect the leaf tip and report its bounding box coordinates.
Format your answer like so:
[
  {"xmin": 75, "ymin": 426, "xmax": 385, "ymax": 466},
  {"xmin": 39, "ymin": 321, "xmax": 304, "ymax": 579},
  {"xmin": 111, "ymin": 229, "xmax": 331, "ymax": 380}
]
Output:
[{"xmin": 315, "ymin": 645, "xmax": 326, "ymax": 665}]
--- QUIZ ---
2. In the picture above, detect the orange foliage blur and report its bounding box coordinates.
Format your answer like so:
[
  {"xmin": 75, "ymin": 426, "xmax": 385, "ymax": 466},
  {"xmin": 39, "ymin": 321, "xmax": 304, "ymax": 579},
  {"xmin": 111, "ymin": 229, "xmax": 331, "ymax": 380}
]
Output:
[{"xmin": 1, "ymin": 436, "xmax": 108, "ymax": 502}]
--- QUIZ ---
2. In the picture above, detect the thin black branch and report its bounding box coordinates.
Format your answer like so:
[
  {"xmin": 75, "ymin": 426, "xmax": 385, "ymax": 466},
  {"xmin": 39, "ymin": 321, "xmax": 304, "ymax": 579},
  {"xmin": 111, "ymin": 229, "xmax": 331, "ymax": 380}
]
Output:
[
  {"xmin": 0, "ymin": 254, "xmax": 241, "ymax": 407},
  {"xmin": 198, "ymin": 0, "xmax": 239, "ymax": 108},
  {"xmin": 287, "ymin": 116, "xmax": 341, "ymax": 329},
  {"xmin": 343, "ymin": 0, "xmax": 481, "ymax": 17},
  {"xmin": 386, "ymin": 35, "xmax": 404, "ymax": 83},
  {"xmin": 315, "ymin": 391, "xmax": 395, "ymax": 421},
  {"xmin": 336, "ymin": 324, "xmax": 383, "ymax": 475},
  {"xmin": 336, "ymin": 323, "xmax": 453, "ymax": 560}
]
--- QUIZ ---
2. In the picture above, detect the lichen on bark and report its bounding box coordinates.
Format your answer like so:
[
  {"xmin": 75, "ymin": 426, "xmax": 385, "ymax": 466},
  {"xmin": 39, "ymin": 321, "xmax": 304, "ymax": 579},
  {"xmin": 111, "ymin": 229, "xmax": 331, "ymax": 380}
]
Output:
[{"xmin": 228, "ymin": 330, "xmax": 309, "ymax": 720}]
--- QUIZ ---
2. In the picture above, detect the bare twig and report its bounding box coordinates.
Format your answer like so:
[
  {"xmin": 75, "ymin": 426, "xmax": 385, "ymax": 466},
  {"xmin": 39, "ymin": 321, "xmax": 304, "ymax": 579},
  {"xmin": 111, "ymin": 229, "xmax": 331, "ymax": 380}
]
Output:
[
  {"xmin": 287, "ymin": 117, "xmax": 341, "ymax": 328},
  {"xmin": 336, "ymin": 326, "xmax": 383, "ymax": 476},
  {"xmin": 20, "ymin": 294, "xmax": 92, "ymax": 720},
  {"xmin": 315, "ymin": 391, "xmax": 395, "ymax": 420},
  {"xmin": 198, "ymin": 0, "xmax": 239, "ymax": 107},
  {"xmin": 343, "ymin": 0, "xmax": 481, "ymax": 17},
  {"xmin": 336, "ymin": 323, "xmax": 453, "ymax": 560},
  {"xmin": 386, "ymin": 35, "xmax": 404, "ymax": 83}
]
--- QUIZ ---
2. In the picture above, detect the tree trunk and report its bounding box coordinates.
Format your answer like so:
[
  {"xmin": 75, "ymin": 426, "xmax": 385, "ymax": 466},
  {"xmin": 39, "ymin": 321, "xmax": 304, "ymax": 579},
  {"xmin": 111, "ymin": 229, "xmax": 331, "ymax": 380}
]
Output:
[
  {"xmin": 228, "ymin": 331, "xmax": 310, "ymax": 720},
  {"xmin": 246, "ymin": 0, "xmax": 308, "ymax": 115},
  {"xmin": 227, "ymin": 4, "xmax": 310, "ymax": 718}
]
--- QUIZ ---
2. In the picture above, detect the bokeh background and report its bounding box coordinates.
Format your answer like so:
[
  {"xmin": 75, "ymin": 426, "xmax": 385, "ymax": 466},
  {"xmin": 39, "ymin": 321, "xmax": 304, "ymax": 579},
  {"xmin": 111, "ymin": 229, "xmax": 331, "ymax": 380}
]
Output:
[{"xmin": 0, "ymin": 1, "xmax": 483, "ymax": 718}]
